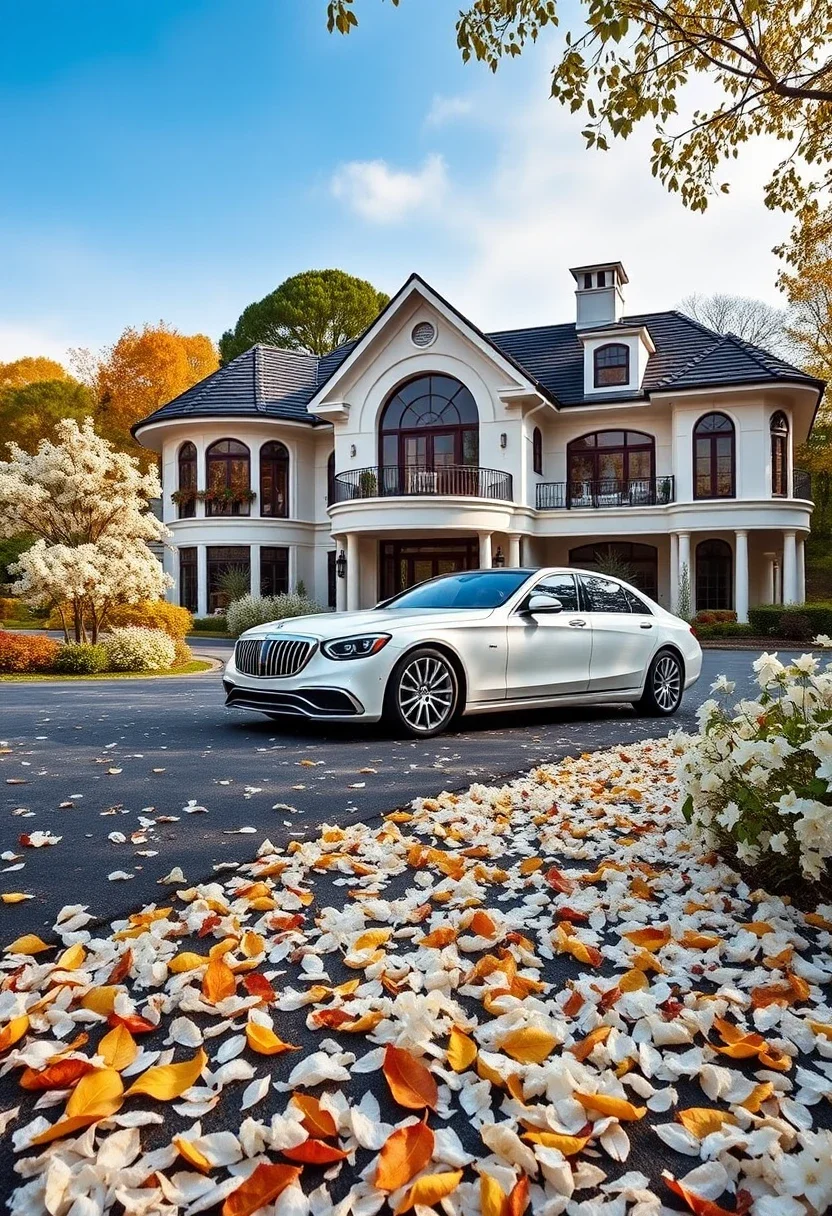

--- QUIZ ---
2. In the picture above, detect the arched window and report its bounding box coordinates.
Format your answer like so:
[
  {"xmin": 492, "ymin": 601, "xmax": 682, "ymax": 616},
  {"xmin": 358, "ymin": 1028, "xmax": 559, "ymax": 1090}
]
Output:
[
  {"xmin": 593, "ymin": 344, "xmax": 629, "ymax": 388},
  {"xmin": 260, "ymin": 441, "xmax": 289, "ymax": 518},
  {"xmin": 569, "ymin": 542, "xmax": 658, "ymax": 600},
  {"xmin": 327, "ymin": 451, "xmax": 336, "ymax": 505},
  {"xmin": 694, "ymin": 413, "xmax": 735, "ymax": 499},
  {"xmin": 696, "ymin": 539, "xmax": 733, "ymax": 610},
  {"xmin": 771, "ymin": 411, "xmax": 789, "ymax": 497},
  {"xmin": 176, "ymin": 442, "xmax": 196, "ymax": 519},
  {"xmin": 567, "ymin": 430, "xmax": 655, "ymax": 504},
  {"xmin": 205, "ymin": 439, "xmax": 251, "ymax": 517},
  {"xmin": 532, "ymin": 427, "xmax": 543, "ymax": 476},
  {"xmin": 379, "ymin": 374, "xmax": 479, "ymax": 494}
]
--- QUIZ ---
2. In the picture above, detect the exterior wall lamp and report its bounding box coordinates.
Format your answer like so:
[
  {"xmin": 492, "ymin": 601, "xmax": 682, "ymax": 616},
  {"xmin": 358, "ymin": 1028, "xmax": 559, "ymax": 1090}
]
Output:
[
  {"xmin": 336, "ymin": 550, "xmax": 347, "ymax": 579},
  {"xmin": 349, "ymin": 444, "xmax": 357, "ymax": 458},
  {"xmin": 500, "ymin": 432, "xmax": 507, "ymax": 449},
  {"xmin": 493, "ymin": 546, "xmax": 505, "ymax": 567}
]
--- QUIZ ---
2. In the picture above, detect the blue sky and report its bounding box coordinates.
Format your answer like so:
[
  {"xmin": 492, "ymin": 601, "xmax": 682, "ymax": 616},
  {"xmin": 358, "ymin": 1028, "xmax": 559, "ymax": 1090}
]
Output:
[{"xmin": 0, "ymin": 0, "xmax": 791, "ymax": 362}]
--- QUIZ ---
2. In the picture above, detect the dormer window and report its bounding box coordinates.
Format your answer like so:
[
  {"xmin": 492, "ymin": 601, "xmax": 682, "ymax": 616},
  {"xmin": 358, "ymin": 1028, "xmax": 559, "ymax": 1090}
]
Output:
[
  {"xmin": 583, "ymin": 273, "xmax": 592, "ymax": 289},
  {"xmin": 593, "ymin": 343, "xmax": 629, "ymax": 388}
]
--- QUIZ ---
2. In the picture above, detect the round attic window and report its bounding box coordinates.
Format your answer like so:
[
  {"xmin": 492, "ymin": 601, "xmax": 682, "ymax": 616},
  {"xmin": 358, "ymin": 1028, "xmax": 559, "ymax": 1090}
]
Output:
[{"xmin": 411, "ymin": 321, "xmax": 436, "ymax": 348}]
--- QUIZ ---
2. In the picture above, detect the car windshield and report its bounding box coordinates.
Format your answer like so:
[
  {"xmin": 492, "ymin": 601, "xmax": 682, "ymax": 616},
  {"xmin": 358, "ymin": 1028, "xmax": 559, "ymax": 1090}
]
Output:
[{"xmin": 381, "ymin": 569, "xmax": 531, "ymax": 610}]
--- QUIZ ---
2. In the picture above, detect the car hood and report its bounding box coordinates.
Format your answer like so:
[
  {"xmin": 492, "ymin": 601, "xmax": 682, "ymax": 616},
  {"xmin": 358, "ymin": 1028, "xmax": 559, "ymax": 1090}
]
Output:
[{"xmin": 240, "ymin": 607, "xmax": 495, "ymax": 641}]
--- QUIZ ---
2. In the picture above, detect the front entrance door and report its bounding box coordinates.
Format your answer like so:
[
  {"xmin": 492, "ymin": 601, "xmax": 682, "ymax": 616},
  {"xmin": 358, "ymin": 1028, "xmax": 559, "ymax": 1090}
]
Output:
[{"xmin": 379, "ymin": 538, "xmax": 478, "ymax": 601}]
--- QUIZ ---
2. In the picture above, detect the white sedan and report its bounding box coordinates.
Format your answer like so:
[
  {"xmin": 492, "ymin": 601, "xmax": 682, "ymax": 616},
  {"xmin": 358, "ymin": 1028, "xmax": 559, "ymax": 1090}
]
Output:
[{"xmin": 223, "ymin": 568, "xmax": 702, "ymax": 737}]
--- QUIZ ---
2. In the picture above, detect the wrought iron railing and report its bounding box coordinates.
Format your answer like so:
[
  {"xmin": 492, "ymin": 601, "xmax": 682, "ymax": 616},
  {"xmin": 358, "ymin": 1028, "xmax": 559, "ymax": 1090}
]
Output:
[
  {"xmin": 331, "ymin": 465, "xmax": 514, "ymax": 503},
  {"xmin": 536, "ymin": 476, "xmax": 676, "ymax": 510},
  {"xmin": 792, "ymin": 468, "xmax": 812, "ymax": 500}
]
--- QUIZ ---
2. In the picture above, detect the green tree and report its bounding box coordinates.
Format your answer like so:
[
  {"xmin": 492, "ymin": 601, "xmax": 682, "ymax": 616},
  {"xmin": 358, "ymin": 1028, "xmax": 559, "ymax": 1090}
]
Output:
[
  {"xmin": 219, "ymin": 269, "xmax": 389, "ymax": 363},
  {"xmin": 327, "ymin": 1, "xmax": 832, "ymax": 264},
  {"xmin": 0, "ymin": 378, "xmax": 96, "ymax": 455}
]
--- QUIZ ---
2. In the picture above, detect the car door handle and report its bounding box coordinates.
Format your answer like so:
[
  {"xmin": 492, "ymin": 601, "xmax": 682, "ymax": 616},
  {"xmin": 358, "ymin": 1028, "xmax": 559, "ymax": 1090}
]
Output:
[
  {"xmin": 568, "ymin": 619, "xmax": 587, "ymax": 627},
  {"xmin": 640, "ymin": 621, "xmax": 653, "ymax": 629}
]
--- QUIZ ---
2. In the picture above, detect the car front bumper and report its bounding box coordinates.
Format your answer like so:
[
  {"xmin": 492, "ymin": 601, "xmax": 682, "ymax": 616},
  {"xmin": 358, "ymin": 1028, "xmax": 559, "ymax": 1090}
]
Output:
[{"xmin": 223, "ymin": 646, "xmax": 393, "ymax": 721}]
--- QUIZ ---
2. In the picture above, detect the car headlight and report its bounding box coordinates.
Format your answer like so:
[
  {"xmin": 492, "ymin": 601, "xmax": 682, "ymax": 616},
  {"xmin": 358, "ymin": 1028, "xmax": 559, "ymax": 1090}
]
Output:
[{"xmin": 321, "ymin": 634, "xmax": 391, "ymax": 661}]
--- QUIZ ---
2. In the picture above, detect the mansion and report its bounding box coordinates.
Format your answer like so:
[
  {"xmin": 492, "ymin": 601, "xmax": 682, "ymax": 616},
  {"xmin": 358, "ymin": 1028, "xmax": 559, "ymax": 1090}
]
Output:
[{"xmin": 133, "ymin": 263, "xmax": 823, "ymax": 621}]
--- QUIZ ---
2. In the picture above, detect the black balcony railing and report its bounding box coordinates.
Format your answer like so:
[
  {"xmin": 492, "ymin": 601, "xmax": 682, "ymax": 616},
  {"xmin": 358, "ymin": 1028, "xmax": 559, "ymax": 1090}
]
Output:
[
  {"xmin": 793, "ymin": 468, "xmax": 812, "ymax": 500},
  {"xmin": 331, "ymin": 465, "xmax": 513, "ymax": 504},
  {"xmin": 536, "ymin": 476, "xmax": 675, "ymax": 510}
]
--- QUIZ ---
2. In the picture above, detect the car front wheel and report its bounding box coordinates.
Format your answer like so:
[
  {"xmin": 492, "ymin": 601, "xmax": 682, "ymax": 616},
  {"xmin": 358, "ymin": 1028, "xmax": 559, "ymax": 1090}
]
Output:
[
  {"xmin": 635, "ymin": 649, "xmax": 683, "ymax": 716},
  {"xmin": 385, "ymin": 648, "xmax": 460, "ymax": 737}
]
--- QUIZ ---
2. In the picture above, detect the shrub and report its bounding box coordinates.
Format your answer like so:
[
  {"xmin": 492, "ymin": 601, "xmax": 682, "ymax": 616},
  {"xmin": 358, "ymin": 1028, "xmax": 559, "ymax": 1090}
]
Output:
[
  {"xmin": 692, "ymin": 610, "xmax": 737, "ymax": 626},
  {"xmin": 47, "ymin": 599, "xmax": 192, "ymax": 639},
  {"xmin": 692, "ymin": 622, "xmax": 755, "ymax": 640},
  {"xmin": 0, "ymin": 597, "xmax": 30, "ymax": 622},
  {"xmin": 192, "ymin": 616, "xmax": 228, "ymax": 633},
  {"xmin": 678, "ymin": 643, "xmax": 832, "ymax": 886},
  {"xmin": 748, "ymin": 603, "xmax": 832, "ymax": 638},
  {"xmin": 53, "ymin": 643, "xmax": 107, "ymax": 674},
  {"xmin": 0, "ymin": 632, "xmax": 60, "ymax": 673},
  {"xmin": 226, "ymin": 593, "xmax": 322, "ymax": 638},
  {"xmin": 172, "ymin": 638, "xmax": 192, "ymax": 667},
  {"xmin": 101, "ymin": 627, "xmax": 176, "ymax": 672}
]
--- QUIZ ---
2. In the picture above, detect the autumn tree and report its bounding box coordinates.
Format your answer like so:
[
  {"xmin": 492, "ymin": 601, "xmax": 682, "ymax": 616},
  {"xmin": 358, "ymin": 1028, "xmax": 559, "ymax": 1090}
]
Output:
[
  {"xmin": 73, "ymin": 323, "xmax": 218, "ymax": 445},
  {"xmin": 0, "ymin": 356, "xmax": 69, "ymax": 390},
  {"xmin": 219, "ymin": 269, "xmax": 389, "ymax": 363},
  {"xmin": 678, "ymin": 293, "xmax": 792, "ymax": 358},
  {"xmin": 0, "ymin": 378, "xmax": 96, "ymax": 454},
  {"xmin": 327, "ymin": 1, "xmax": 832, "ymax": 262}
]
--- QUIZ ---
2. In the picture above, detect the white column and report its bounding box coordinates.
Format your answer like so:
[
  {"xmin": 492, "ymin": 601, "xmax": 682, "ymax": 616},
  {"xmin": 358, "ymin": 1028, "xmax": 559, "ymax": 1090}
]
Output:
[
  {"xmin": 797, "ymin": 536, "xmax": 806, "ymax": 604},
  {"xmin": 783, "ymin": 530, "xmax": 798, "ymax": 604},
  {"xmin": 764, "ymin": 553, "xmax": 777, "ymax": 605},
  {"xmin": 734, "ymin": 530, "xmax": 749, "ymax": 623},
  {"xmin": 197, "ymin": 544, "xmax": 208, "ymax": 617},
  {"xmin": 333, "ymin": 537, "xmax": 347, "ymax": 612},
  {"xmin": 479, "ymin": 532, "xmax": 492, "ymax": 569},
  {"xmin": 346, "ymin": 533, "xmax": 360, "ymax": 611},
  {"xmin": 288, "ymin": 546, "xmax": 297, "ymax": 593},
  {"xmin": 250, "ymin": 544, "xmax": 261, "ymax": 598},
  {"xmin": 677, "ymin": 532, "xmax": 691, "ymax": 613},
  {"xmin": 508, "ymin": 534, "xmax": 522, "ymax": 567},
  {"xmin": 669, "ymin": 533, "xmax": 679, "ymax": 610}
]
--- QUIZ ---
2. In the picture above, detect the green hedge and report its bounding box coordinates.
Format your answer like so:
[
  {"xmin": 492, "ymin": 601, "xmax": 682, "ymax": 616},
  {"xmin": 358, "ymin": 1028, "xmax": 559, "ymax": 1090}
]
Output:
[
  {"xmin": 191, "ymin": 616, "xmax": 228, "ymax": 633},
  {"xmin": 693, "ymin": 622, "xmax": 756, "ymax": 640},
  {"xmin": 747, "ymin": 603, "xmax": 832, "ymax": 641}
]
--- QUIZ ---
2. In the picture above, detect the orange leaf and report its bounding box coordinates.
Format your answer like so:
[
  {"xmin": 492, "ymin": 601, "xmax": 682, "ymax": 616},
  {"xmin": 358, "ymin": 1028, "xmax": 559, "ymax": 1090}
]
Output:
[
  {"xmin": 623, "ymin": 926, "xmax": 671, "ymax": 949},
  {"xmin": 0, "ymin": 1014, "xmax": 29, "ymax": 1054},
  {"xmin": 805, "ymin": 912, "xmax": 832, "ymax": 931},
  {"xmin": 677, "ymin": 1108, "xmax": 737, "ymax": 1138},
  {"xmin": 19, "ymin": 1058, "xmax": 96, "ymax": 1091},
  {"xmin": 739, "ymin": 1082, "xmax": 774, "ymax": 1112},
  {"xmin": 523, "ymin": 1130, "xmax": 589, "ymax": 1155},
  {"xmin": 107, "ymin": 948, "xmax": 133, "ymax": 984},
  {"xmin": 174, "ymin": 1136, "xmax": 212, "ymax": 1173},
  {"xmin": 283, "ymin": 1138, "xmax": 348, "ymax": 1164},
  {"xmin": 619, "ymin": 969, "xmax": 649, "ymax": 992},
  {"xmin": 395, "ymin": 1169, "xmax": 463, "ymax": 1214},
  {"xmin": 222, "ymin": 1163, "xmax": 302, "ymax": 1216},
  {"xmin": 507, "ymin": 1175, "xmax": 530, "ymax": 1216},
  {"xmin": 470, "ymin": 910, "xmax": 497, "ymax": 937},
  {"xmin": 202, "ymin": 957, "xmax": 236, "ymax": 1003},
  {"xmin": 246, "ymin": 1022, "xmax": 300, "ymax": 1055},
  {"xmin": 679, "ymin": 930, "xmax": 721, "ymax": 950},
  {"xmin": 545, "ymin": 866, "xmax": 575, "ymax": 894},
  {"xmin": 292, "ymin": 1093, "xmax": 337, "ymax": 1138},
  {"xmin": 375, "ymin": 1119, "xmax": 434, "ymax": 1190},
  {"xmin": 107, "ymin": 1011, "xmax": 156, "ymax": 1035},
  {"xmin": 553, "ymin": 924, "xmax": 603, "ymax": 967},
  {"xmin": 30, "ymin": 1068, "xmax": 124, "ymax": 1145},
  {"xmin": 574, "ymin": 1091, "xmax": 647, "ymax": 1120},
  {"xmin": 419, "ymin": 926, "xmax": 457, "ymax": 948},
  {"xmin": 383, "ymin": 1044, "xmax": 438, "ymax": 1110},
  {"xmin": 125, "ymin": 1047, "xmax": 206, "ymax": 1100},
  {"xmin": 562, "ymin": 989, "xmax": 584, "ymax": 1016},
  {"xmin": 97, "ymin": 1024, "xmax": 138, "ymax": 1071},
  {"xmin": 243, "ymin": 973, "xmax": 276, "ymax": 1003},
  {"xmin": 663, "ymin": 1173, "xmax": 735, "ymax": 1216},
  {"xmin": 519, "ymin": 857, "xmax": 542, "ymax": 874},
  {"xmin": 81, "ymin": 987, "xmax": 120, "ymax": 1016},
  {"xmin": 569, "ymin": 1025, "xmax": 611, "ymax": 1062},
  {"xmin": 447, "ymin": 1026, "xmax": 477, "ymax": 1072}
]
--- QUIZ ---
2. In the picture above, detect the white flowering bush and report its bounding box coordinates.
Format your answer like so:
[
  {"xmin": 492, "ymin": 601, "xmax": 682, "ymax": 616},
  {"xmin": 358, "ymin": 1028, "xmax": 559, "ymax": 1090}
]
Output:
[
  {"xmin": 678, "ymin": 642, "xmax": 832, "ymax": 885},
  {"xmin": 101, "ymin": 626, "xmax": 176, "ymax": 672},
  {"xmin": 226, "ymin": 592, "xmax": 322, "ymax": 637}
]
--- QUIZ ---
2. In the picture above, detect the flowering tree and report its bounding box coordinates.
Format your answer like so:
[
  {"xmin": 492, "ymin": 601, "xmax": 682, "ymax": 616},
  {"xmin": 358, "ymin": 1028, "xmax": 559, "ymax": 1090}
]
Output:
[{"xmin": 0, "ymin": 418, "xmax": 171, "ymax": 642}]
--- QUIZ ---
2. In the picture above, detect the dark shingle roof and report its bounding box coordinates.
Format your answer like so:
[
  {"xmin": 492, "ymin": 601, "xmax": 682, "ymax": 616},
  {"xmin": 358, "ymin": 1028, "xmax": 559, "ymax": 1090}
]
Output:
[{"xmin": 134, "ymin": 291, "xmax": 822, "ymax": 435}]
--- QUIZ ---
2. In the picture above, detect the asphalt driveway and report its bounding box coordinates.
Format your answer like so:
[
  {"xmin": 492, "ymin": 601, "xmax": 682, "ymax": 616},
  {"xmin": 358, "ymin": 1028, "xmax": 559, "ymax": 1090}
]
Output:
[{"xmin": 0, "ymin": 648, "xmax": 792, "ymax": 932}]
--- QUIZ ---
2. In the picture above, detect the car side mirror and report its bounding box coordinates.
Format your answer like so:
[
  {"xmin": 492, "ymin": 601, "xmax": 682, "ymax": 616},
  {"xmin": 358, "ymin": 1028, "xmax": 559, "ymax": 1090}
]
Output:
[{"xmin": 527, "ymin": 593, "xmax": 563, "ymax": 614}]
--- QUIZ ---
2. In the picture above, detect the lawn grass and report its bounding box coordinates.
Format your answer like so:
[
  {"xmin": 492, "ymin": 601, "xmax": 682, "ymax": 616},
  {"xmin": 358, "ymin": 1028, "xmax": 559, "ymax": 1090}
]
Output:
[{"xmin": 0, "ymin": 659, "xmax": 215, "ymax": 682}]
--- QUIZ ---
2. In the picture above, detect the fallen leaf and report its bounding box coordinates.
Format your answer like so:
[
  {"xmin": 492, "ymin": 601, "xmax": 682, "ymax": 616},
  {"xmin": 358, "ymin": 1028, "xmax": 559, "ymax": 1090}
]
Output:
[
  {"xmin": 383, "ymin": 1043, "xmax": 438, "ymax": 1110},
  {"xmin": 447, "ymin": 1026, "xmax": 477, "ymax": 1072},
  {"xmin": 4, "ymin": 933, "xmax": 51, "ymax": 955},
  {"xmin": 222, "ymin": 1163, "xmax": 302, "ymax": 1216},
  {"xmin": 124, "ymin": 1047, "xmax": 206, "ymax": 1100},
  {"xmin": 246, "ymin": 1023, "xmax": 301, "ymax": 1056},
  {"xmin": 19, "ymin": 1058, "xmax": 96, "ymax": 1091},
  {"xmin": 202, "ymin": 957, "xmax": 236, "ymax": 1003},
  {"xmin": 292, "ymin": 1092, "xmax": 337, "ymax": 1138},
  {"xmin": 0, "ymin": 1015, "xmax": 29, "ymax": 1054},
  {"xmin": 283, "ymin": 1138, "xmax": 348, "ymax": 1164},
  {"xmin": 30, "ymin": 1068, "xmax": 124, "ymax": 1145},
  {"xmin": 663, "ymin": 1172, "xmax": 735, "ymax": 1216},
  {"xmin": 375, "ymin": 1118, "xmax": 434, "ymax": 1190},
  {"xmin": 573, "ymin": 1091, "xmax": 647, "ymax": 1120},
  {"xmin": 677, "ymin": 1108, "xmax": 737, "ymax": 1138},
  {"xmin": 499, "ymin": 1027, "xmax": 558, "ymax": 1064},
  {"xmin": 395, "ymin": 1169, "xmax": 463, "ymax": 1214},
  {"xmin": 174, "ymin": 1136, "xmax": 212, "ymax": 1174},
  {"xmin": 97, "ymin": 1024, "xmax": 138, "ymax": 1071},
  {"xmin": 523, "ymin": 1130, "xmax": 589, "ymax": 1155}
]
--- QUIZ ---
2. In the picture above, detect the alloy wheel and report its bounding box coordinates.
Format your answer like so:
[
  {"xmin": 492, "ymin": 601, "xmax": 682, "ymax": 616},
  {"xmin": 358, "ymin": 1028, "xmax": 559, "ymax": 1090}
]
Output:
[
  {"xmin": 653, "ymin": 654, "xmax": 681, "ymax": 711},
  {"xmin": 397, "ymin": 655, "xmax": 455, "ymax": 733}
]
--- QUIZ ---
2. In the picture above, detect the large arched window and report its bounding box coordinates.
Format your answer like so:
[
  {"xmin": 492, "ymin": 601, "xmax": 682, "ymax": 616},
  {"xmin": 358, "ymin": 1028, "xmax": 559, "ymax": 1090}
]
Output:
[
  {"xmin": 569, "ymin": 541, "xmax": 658, "ymax": 600},
  {"xmin": 771, "ymin": 411, "xmax": 789, "ymax": 497},
  {"xmin": 567, "ymin": 430, "xmax": 655, "ymax": 505},
  {"xmin": 176, "ymin": 442, "xmax": 197, "ymax": 519},
  {"xmin": 532, "ymin": 426, "xmax": 543, "ymax": 476},
  {"xmin": 696, "ymin": 539, "xmax": 733, "ymax": 610},
  {"xmin": 260, "ymin": 441, "xmax": 289, "ymax": 518},
  {"xmin": 593, "ymin": 343, "xmax": 629, "ymax": 388},
  {"xmin": 694, "ymin": 413, "xmax": 735, "ymax": 499},
  {"xmin": 205, "ymin": 439, "xmax": 251, "ymax": 517},
  {"xmin": 379, "ymin": 375, "xmax": 478, "ymax": 494}
]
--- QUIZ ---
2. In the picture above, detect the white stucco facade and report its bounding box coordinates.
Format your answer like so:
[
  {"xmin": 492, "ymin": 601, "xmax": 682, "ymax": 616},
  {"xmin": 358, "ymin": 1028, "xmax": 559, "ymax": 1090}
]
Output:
[{"xmin": 135, "ymin": 270, "xmax": 821, "ymax": 621}]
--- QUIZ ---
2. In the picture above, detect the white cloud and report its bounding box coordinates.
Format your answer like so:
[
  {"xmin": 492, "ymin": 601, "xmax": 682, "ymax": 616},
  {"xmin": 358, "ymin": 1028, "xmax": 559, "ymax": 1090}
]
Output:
[
  {"xmin": 330, "ymin": 153, "xmax": 448, "ymax": 224},
  {"xmin": 425, "ymin": 94, "xmax": 474, "ymax": 126}
]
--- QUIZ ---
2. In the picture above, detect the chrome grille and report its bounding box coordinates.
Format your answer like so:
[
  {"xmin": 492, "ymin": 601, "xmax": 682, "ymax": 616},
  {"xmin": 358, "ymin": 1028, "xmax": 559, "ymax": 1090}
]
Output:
[{"xmin": 234, "ymin": 636, "xmax": 314, "ymax": 678}]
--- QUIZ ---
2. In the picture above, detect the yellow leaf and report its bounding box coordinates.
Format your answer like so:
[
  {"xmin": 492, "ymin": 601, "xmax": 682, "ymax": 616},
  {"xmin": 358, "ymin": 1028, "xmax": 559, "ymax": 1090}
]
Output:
[
  {"xmin": 619, "ymin": 969, "xmax": 649, "ymax": 992},
  {"xmin": 57, "ymin": 943, "xmax": 86, "ymax": 971},
  {"xmin": 66, "ymin": 1068, "xmax": 123, "ymax": 1118},
  {"xmin": 169, "ymin": 952, "xmax": 209, "ymax": 973},
  {"xmin": 679, "ymin": 930, "xmax": 721, "ymax": 950},
  {"xmin": 518, "ymin": 857, "xmax": 543, "ymax": 875},
  {"xmin": 240, "ymin": 930, "xmax": 265, "ymax": 958},
  {"xmin": 569, "ymin": 1025, "xmax": 611, "ymax": 1062},
  {"xmin": 739, "ymin": 1082, "xmax": 774, "ymax": 1113},
  {"xmin": 498, "ymin": 1027, "xmax": 557, "ymax": 1064},
  {"xmin": 0, "ymin": 1014, "xmax": 29, "ymax": 1054},
  {"xmin": 573, "ymin": 1091, "xmax": 646, "ymax": 1120},
  {"xmin": 5, "ymin": 933, "xmax": 51, "ymax": 955},
  {"xmin": 447, "ymin": 1026, "xmax": 477, "ymax": 1072},
  {"xmin": 622, "ymin": 926, "xmax": 671, "ymax": 949},
  {"xmin": 125, "ymin": 1047, "xmax": 206, "ymax": 1100},
  {"xmin": 1, "ymin": 893, "xmax": 32, "ymax": 904},
  {"xmin": 395, "ymin": 1169, "xmax": 463, "ymax": 1214},
  {"xmin": 245, "ymin": 1022, "xmax": 300, "ymax": 1056},
  {"xmin": 353, "ymin": 928, "xmax": 392, "ymax": 951},
  {"xmin": 809, "ymin": 1020, "xmax": 832, "ymax": 1040},
  {"xmin": 805, "ymin": 912, "xmax": 832, "ymax": 931},
  {"xmin": 174, "ymin": 1136, "xmax": 212, "ymax": 1173},
  {"xmin": 741, "ymin": 921, "xmax": 775, "ymax": 937},
  {"xmin": 80, "ymin": 986, "xmax": 120, "ymax": 1015},
  {"xmin": 97, "ymin": 1024, "xmax": 138, "ymax": 1071},
  {"xmin": 523, "ymin": 1130, "xmax": 589, "ymax": 1155},
  {"xmin": 677, "ymin": 1108, "xmax": 737, "ymax": 1138}
]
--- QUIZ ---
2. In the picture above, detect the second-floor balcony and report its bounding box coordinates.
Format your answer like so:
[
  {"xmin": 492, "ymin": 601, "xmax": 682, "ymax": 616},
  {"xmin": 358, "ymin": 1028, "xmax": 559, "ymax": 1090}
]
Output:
[
  {"xmin": 331, "ymin": 465, "xmax": 514, "ymax": 504},
  {"xmin": 537, "ymin": 476, "xmax": 676, "ymax": 510}
]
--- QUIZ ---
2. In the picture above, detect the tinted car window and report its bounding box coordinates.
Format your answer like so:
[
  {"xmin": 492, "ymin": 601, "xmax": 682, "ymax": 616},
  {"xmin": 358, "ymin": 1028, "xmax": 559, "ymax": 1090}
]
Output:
[
  {"xmin": 625, "ymin": 588, "xmax": 652, "ymax": 614},
  {"xmin": 531, "ymin": 574, "xmax": 579, "ymax": 612},
  {"xmin": 383, "ymin": 570, "xmax": 531, "ymax": 610},
  {"xmin": 580, "ymin": 575, "xmax": 633, "ymax": 614}
]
